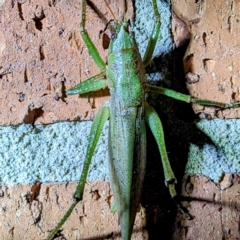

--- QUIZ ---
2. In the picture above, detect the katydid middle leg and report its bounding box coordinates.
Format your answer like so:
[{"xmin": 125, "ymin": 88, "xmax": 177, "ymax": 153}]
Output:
[
  {"xmin": 145, "ymin": 84, "xmax": 240, "ymax": 108},
  {"xmin": 66, "ymin": 72, "xmax": 107, "ymax": 95}
]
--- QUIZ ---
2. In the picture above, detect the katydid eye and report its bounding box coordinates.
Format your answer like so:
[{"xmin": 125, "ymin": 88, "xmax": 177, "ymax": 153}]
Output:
[
  {"xmin": 102, "ymin": 33, "xmax": 110, "ymax": 49},
  {"xmin": 111, "ymin": 34, "xmax": 115, "ymax": 40}
]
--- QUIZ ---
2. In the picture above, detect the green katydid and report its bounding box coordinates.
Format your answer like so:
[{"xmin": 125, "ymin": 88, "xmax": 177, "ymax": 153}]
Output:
[{"xmin": 47, "ymin": 0, "xmax": 240, "ymax": 239}]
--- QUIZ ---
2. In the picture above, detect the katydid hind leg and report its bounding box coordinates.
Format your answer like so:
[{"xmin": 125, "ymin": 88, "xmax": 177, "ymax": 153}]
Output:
[
  {"xmin": 144, "ymin": 104, "xmax": 177, "ymax": 199},
  {"xmin": 47, "ymin": 106, "xmax": 110, "ymax": 240}
]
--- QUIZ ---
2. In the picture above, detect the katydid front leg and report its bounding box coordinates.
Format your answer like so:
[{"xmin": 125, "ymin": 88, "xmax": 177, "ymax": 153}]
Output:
[
  {"xmin": 66, "ymin": 0, "xmax": 109, "ymax": 95},
  {"xmin": 47, "ymin": 106, "xmax": 109, "ymax": 240},
  {"xmin": 80, "ymin": 0, "xmax": 106, "ymax": 71},
  {"xmin": 143, "ymin": 0, "xmax": 161, "ymax": 67}
]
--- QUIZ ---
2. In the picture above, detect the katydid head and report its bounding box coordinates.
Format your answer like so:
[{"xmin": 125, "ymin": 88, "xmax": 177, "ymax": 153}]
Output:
[
  {"xmin": 102, "ymin": 0, "xmax": 133, "ymax": 53},
  {"xmin": 108, "ymin": 23, "xmax": 135, "ymax": 54}
]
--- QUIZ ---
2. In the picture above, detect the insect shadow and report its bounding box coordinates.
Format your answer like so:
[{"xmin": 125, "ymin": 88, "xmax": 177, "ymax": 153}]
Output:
[{"xmin": 141, "ymin": 38, "xmax": 217, "ymax": 238}]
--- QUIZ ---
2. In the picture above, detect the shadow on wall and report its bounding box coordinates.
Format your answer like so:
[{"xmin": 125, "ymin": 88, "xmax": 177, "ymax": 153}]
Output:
[{"xmin": 141, "ymin": 11, "xmax": 217, "ymax": 239}]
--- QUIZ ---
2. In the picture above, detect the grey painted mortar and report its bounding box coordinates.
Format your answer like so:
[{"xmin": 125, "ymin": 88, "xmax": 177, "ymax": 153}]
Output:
[
  {"xmin": 0, "ymin": 122, "xmax": 109, "ymax": 185},
  {"xmin": 186, "ymin": 119, "xmax": 240, "ymax": 182}
]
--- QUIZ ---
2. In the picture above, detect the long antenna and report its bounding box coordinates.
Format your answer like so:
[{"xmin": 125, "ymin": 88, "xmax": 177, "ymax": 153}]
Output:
[
  {"xmin": 123, "ymin": 0, "xmax": 126, "ymax": 18},
  {"xmin": 103, "ymin": 0, "xmax": 117, "ymax": 20},
  {"xmin": 123, "ymin": 0, "xmax": 127, "ymax": 15}
]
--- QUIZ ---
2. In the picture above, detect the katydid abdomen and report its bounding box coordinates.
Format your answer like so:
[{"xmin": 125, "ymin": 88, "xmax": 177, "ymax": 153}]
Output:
[{"xmin": 108, "ymin": 98, "xmax": 146, "ymax": 239}]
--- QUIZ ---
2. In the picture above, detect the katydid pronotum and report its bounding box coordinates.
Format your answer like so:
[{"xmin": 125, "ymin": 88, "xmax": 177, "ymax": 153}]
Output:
[{"xmin": 47, "ymin": 0, "xmax": 240, "ymax": 239}]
